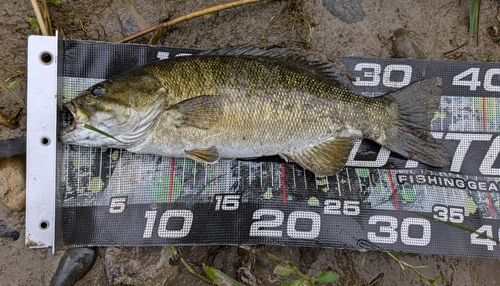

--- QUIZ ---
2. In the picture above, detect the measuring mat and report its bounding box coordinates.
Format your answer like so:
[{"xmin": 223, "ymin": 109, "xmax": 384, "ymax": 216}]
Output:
[{"xmin": 26, "ymin": 34, "xmax": 500, "ymax": 257}]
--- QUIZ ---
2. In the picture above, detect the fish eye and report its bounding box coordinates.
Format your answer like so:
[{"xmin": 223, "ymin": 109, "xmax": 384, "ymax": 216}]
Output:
[{"xmin": 90, "ymin": 87, "xmax": 104, "ymax": 97}]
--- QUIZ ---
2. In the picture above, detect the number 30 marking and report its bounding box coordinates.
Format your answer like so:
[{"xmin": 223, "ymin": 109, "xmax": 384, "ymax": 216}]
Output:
[{"xmin": 353, "ymin": 63, "xmax": 412, "ymax": 88}]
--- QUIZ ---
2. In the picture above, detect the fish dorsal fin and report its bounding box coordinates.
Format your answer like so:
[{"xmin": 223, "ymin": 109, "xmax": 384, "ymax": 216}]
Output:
[
  {"xmin": 185, "ymin": 147, "xmax": 219, "ymax": 164},
  {"xmin": 167, "ymin": 95, "xmax": 222, "ymax": 129},
  {"xmin": 280, "ymin": 136, "xmax": 355, "ymax": 176},
  {"xmin": 200, "ymin": 46, "xmax": 345, "ymax": 88},
  {"xmin": 200, "ymin": 46, "xmax": 304, "ymax": 60}
]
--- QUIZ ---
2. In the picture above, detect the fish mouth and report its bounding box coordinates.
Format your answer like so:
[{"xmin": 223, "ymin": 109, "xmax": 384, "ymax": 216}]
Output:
[{"xmin": 61, "ymin": 101, "xmax": 84, "ymax": 135}]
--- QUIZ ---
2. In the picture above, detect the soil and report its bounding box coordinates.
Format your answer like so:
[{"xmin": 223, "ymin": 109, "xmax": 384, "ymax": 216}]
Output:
[{"xmin": 2, "ymin": 0, "xmax": 500, "ymax": 285}]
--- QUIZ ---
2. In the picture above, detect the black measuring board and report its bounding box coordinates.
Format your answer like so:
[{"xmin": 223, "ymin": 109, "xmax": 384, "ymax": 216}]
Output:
[{"xmin": 58, "ymin": 40, "xmax": 500, "ymax": 257}]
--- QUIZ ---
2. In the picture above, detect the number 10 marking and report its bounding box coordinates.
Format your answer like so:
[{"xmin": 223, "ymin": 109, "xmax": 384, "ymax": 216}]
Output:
[{"xmin": 143, "ymin": 210, "xmax": 193, "ymax": 238}]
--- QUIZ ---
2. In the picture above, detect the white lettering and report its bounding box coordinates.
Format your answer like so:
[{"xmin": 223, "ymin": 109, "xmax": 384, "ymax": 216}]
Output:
[
  {"xmin": 445, "ymin": 133, "xmax": 492, "ymax": 172},
  {"xmin": 479, "ymin": 136, "xmax": 500, "ymax": 176},
  {"xmin": 346, "ymin": 141, "xmax": 391, "ymax": 167}
]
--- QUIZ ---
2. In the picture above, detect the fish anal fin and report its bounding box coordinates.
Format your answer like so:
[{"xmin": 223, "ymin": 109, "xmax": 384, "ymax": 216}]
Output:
[
  {"xmin": 284, "ymin": 137, "xmax": 355, "ymax": 176},
  {"xmin": 168, "ymin": 95, "xmax": 222, "ymax": 129},
  {"xmin": 185, "ymin": 147, "xmax": 219, "ymax": 164}
]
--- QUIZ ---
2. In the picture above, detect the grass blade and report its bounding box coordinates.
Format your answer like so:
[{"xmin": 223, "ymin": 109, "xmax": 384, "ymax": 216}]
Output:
[
  {"xmin": 0, "ymin": 80, "xmax": 26, "ymax": 108},
  {"xmin": 469, "ymin": 0, "xmax": 479, "ymax": 34},
  {"xmin": 83, "ymin": 124, "xmax": 122, "ymax": 142}
]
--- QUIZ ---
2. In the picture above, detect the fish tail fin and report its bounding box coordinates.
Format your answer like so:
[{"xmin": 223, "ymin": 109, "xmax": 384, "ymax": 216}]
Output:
[{"xmin": 382, "ymin": 77, "xmax": 449, "ymax": 167}]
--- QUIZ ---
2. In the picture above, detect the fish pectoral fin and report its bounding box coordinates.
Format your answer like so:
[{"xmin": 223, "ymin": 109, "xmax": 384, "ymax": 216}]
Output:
[
  {"xmin": 284, "ymin": 136, "xmax": 355, "ymax": 176},
  {"xmin": 168, "ymin": 95, "xmax": 222, "ymax": 129},
  {"xmin": 185, "ymin": 147, "xmax": 220, "ymax": 164}
]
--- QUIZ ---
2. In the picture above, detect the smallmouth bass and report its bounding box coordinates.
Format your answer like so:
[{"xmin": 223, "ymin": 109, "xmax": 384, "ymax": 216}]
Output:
[{"xmin": 59, "ymin": 47, "xmax": 449, "ymax": 175}]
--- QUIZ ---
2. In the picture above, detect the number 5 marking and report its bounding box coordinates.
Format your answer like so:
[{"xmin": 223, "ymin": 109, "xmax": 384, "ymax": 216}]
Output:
[{"xmin": 109, "ymin": 197, "xmax": 127, "ymax": 213}]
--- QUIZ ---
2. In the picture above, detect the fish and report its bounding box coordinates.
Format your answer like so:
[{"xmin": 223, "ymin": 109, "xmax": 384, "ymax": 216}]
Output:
[{"xmin": 59, "ymin": 47, "xmax": 449, "ymax": 176}]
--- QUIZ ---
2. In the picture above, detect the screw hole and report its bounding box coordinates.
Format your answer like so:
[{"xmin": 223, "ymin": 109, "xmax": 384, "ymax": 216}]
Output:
[
  {"xmin": 40, "ymin": 52, "xmax": 53, "ymax": 64},
  {"xmin": 39, "ymin": 221, "xmax": 49, "ymax": 230},
  {"xmin": 41, "ymin": 137, "xmax": 50, "ymax": 146}
]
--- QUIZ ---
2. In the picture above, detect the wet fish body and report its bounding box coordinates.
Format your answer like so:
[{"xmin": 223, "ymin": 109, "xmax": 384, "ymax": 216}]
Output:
[{"xmin": 60, "ymin": 47, "xmax": 449, "ymax": 175}]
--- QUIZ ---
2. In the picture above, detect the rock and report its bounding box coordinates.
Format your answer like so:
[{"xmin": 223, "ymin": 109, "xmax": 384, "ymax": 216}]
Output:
[
  {"xmin": 254, "ymin": 252, "xmax": 270, "ymax": 269},
  {"xmin": 121, "ymin": 16, "xmax": 138, "ymax": 36},
  {"xmin": 101, "ymin": 246, "xmax": 178, "ymax": 285},
  {"xmin": 50, "ymin": 247, "xmax": 98, "ymax": 286},
  {"xmin": 322, "ymin": 0, "xmax": 365, "ymax": 24},
  {"xmin": 0, "ymin": 220, "xmax": 19, "ymax": 241},
  {"xmin": 0, "ymin": 154, "xmax": 26, "ymax": 212},
  {"xmin": 392, "ymin": 28, "xmax": 426, "ymax": 59},
  {"xmin": 298, "ymin": 247, "xmax": 321, "ymax": 272}
]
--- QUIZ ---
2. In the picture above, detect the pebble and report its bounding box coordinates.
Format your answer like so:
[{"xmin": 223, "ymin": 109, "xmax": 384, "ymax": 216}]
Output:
[
  {"xmin": 299, "ymin": 247, "xmax": 321, "ymax": 272},
  {"xmin": 392, "ymin": 28, "xmax": 426, "ymax": 59},
  {"xmin": 0, "ymin": 220, "xmax": 19, "ymax": 241},
  {"xmin": 101, "ymin": 246, "xmax": 178, "ymax": 285},
  {"xmin": 50, "ymin": 247, "xmax": 98, "ymax": 286},
  {"xmin": 322, "ymin": 0, "xmax": 365, "ymax": 24},
  {"xmin": 0, "ymin": 154, "xmax": 26, "ymax": 212}
]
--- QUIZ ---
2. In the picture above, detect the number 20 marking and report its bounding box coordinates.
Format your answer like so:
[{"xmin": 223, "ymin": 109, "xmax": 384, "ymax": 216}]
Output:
[{"xmin": 249, "ymin": 209, "xmax": 320, "ymax": 239}]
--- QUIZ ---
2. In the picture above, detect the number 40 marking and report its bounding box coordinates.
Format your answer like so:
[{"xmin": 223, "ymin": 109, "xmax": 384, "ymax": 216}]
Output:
[
  {"xmin": 470, "ymin": 225, "xmax": 498, "ymax": 251},
  {"xmin": 453, "ymin": 68, "xmax": 500, "ymax": 91}
]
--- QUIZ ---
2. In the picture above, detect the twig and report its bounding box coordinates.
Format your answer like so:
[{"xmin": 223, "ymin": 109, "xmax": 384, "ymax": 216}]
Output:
[
  {"xmin": 118, "ymin": 0, "xmax": 263, "ymax": 43},
  {"xmin": 443, "ymin": 40, "xmax": 469, "ymax": 55},
  {"xmin": 42, "ymin": 0, "xmax": 54, "ymax": 35},
  {"xmin": 40, "ymin": 257, "xmax": 46, "ymax": 286},
  {"xmin": 30, "ymin": 0, "xmax": 49, "ymax": 36}
]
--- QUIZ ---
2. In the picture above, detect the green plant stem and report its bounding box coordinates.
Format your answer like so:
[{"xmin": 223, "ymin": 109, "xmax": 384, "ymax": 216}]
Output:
[
  {"xmin": 0, "ymin": 81, "xmax": 26, "ymax": 108},
  {"xmin": 387, "ymin": 252, "xmax": 437, "ymax": 284},
  {"xmin": 266, "ymin": 252, "xmax": 314, "ymax": 285},
  {"xmin": 0, "ymin": 108, "xmax": 21, "ymax": 128},
  {"xmin": 170, "ymin": 246, "xmax": 215, "ymax": 285},
  {"xmin": 83, "ymin": 124, "xmax": 122, "ymax": 142}
]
